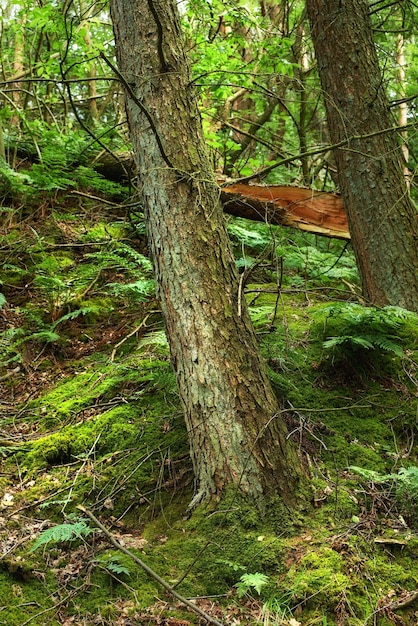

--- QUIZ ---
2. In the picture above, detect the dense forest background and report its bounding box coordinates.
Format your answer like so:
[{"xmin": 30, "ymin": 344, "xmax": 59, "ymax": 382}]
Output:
[{"xmin": 0, "ymin": 1, "xmax": 418, "ymax": 625}]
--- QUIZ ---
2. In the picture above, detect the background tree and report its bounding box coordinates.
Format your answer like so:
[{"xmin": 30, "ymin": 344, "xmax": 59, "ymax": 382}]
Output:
[
  {"xmin": 306, "ymin": 0, "xmax": 418, "ymax": 311},
  {"xmin": 109, "ymin": 0, "xmax": 303, "ymax": 509}
]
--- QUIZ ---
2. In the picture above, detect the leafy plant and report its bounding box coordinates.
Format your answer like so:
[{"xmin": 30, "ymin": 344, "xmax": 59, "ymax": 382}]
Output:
[
  {"xmin": 350, "ymin": 465, "xmax": 418, "ymax": 527},
  {"xmin": 30, "ymin": 518, "xmax": 93, "ymax": 552},
  {"xmin": 0, "ymin": 324, "xmax": 61, "ymax": 367},
  {"xmin": 50, "ymin": 306, "xmax": 102, "ymax": 330},
  {"xmin": 312, "ymin": 303, "xmax": 416, "ymax": 363},
  {"xmin": 106, "ymin": 279, "xmax": 155, "ymax": 303},
  {"xmin": 93, "ymin": 554, "xmax": 132, "ymax": 578},
  {"xmin": 235, "ymin": 572, "xmax": 269, "ymax": 597},
  {"xmin": 282, "ymin": 243, "xmax": 358, "ymax": 284}
]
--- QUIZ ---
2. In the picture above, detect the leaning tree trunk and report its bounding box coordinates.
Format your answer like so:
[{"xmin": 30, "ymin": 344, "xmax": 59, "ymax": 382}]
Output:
[
  {"xmin": 306, "ymin": 0, "xmax": 418, "ymax": 312},
  {"xmin": 109, "ymin": 0, "xmax": 302, "ymax": 509}
]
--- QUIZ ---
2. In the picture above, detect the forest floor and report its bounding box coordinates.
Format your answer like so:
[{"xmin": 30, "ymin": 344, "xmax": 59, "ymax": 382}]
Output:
[{"xmin": 0, "ymin": 187, "xmax": 417, "ymax": 626}]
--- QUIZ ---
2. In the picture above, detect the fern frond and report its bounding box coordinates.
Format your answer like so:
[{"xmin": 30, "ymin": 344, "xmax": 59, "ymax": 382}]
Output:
[
  {"xmin": 323, "ymin": 335, "xmax": 374, "ymax": 351},
  {"xmin": 30, "ymin": 520, "xmax": 93, "ymax": 551},
  {"xmin": 370, "ymin": 335, "xmax": 404, "ymax": 356},
  {"xmin": 138, "ymin": 330, "xmax": 168, "ymax": 349},
  {"xmin": 51, "ymin": 306, "xmax": 100, "ymax": 330},
  {"xmin": 235, "ymin": 572, "xmax": 269, "ymax": 597},
  {"xmin": 349, "ymin": 466, "xmax": 395, "ymax": 483},
  {"xmin": 314, "ymin": 302, "xmax": 414, "ymax": 361},
  {"xmin": 26, "ymin": 330, "xmax": 61, "ymax": 344},
  {"xmin": 397, "ymin": 467, "xmax": 418, "ymax": 497},
  {"xmin": 106, "ymin": 279, "xmax": 155, "ymax": 302}
]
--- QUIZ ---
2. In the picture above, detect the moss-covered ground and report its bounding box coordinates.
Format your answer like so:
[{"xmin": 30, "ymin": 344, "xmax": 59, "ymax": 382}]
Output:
[{"xmin": 0, "ymin": 192, "xmax": 417, "ymax": 625}]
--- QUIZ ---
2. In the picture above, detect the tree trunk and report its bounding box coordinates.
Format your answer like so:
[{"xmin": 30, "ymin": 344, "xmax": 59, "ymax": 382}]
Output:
[
  {"xmin": 395, "ymin": 33, "xmax": 410, "ymax": 191},
  {"xmin": 109, "ymin": 0, "xmax": 302, "ymax": 509},
  {"xmin": 306, "ymin": 0, "xmax": 418, "ymax": 312}
]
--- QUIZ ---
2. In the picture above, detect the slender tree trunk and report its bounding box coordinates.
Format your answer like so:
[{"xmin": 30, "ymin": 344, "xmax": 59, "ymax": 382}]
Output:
[
  {"xmin": 11, "ymin": 15, "xmax": 26, "ymax": 127},
  {"xmin": 0, "ymin": 118, "xmax": 5, "ymax": 161},
  {"xmin": 109, "ymin": 0, "xmax": 302, "ymax": 509},
  {"xmin": 396, "ymin": 33, "xmax": 410, "ymax": 191},
  {"xmin": 80, "ymin": 0, "xmax": 99, "ymax": 122},
  {"xmin": 306, "ymin": 0, "xmax": 418, "ymax": 311}
]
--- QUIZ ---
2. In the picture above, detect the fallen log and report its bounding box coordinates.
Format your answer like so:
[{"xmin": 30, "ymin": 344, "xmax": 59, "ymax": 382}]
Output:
[
  {"xmin": 220, "ymin": 183, "xmax": 350, "ymax": 240},
  {"xmin": 93, "ymin": 152, "xmax": 350, "ymax": 239}
]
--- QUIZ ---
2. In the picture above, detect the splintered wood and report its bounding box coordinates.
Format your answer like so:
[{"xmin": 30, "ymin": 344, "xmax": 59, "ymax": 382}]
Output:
[{"xmin": 220, "ymin": 183, "xmax": 350, "ymax": 239}]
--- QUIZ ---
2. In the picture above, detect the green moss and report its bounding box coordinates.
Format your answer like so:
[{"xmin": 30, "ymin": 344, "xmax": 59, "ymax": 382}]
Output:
[
  {"xmin": 37, "ymin": 253, "xmax": 74, "ymax": 272},
  {"xmin": 2, "ymin": 208, "xmax": 418, "ymax": 626},
  {"xmin": 282, "ymin": 547, "xmax": 350, "ymax": 607},
  {"xmin": 76, "ymin": 222, "xmax": 126, "ymax": 242},
  {"xmin": 0, "ymin": 571, "xmax": 60, "ymax": 626},
  {"xmin": 25, "ymin": 430, "xmax": 90, "ymax": 468}
]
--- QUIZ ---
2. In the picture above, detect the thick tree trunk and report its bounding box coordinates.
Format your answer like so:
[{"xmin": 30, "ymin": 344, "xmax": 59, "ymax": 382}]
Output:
[
  {"xmin": 109, "ymin": 0, "xmax": 302, "ymax": 508},
  {"xmin": 306, "ymin": 0, "xmax": 418, "ymax": 312}
]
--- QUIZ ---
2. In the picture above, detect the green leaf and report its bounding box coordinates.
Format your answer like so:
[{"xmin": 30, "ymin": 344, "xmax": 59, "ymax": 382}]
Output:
[
  {"xmin": 235, "ymin": 572, "xmax": 269, "ymax": 597},
  {"xmin": 30, "ymin": 520, "xmax": 93, "ymax": 551},
  {"xmin": 51, "ymin": 307, "xmax": 99, "ymax": 330},
  {"xmin": 106, "ymin": 561, "xmax": 131, "ymax": 577}
]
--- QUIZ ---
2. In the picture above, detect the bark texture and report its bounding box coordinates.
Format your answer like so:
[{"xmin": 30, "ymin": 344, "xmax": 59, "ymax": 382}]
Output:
[
  {"xmin": 109, "ymin": 0, "xmax": 302, "ymax": 508},
  {"xmin": 306, "ymin": 0, "xmax": 418, "ymax": 311}
]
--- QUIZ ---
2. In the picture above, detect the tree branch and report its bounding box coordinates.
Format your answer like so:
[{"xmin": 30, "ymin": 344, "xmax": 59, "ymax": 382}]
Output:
[
  {"xmin": 99, "ymin": 51, "xmax": 176, "ymax": 172},
  {"xmin": 231, "ymin": 121, "xmax": 418, "ymax": 184},
  {"xmin": 78, "ymin": 506, "xmax": 225, "ymax": 626}
]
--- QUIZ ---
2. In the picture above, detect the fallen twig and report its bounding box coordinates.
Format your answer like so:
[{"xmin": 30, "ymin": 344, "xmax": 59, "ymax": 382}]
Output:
[
  {"xmin": 110, "ymin": 312, "xmax": 157, "ymax": 362},
  {"xmin": 390, "ymin": 590, "xmax": 418, "ymax": 611},
  {"xmin": 78, "ymin": 505, "xmax": 225, "ymax": 626}
]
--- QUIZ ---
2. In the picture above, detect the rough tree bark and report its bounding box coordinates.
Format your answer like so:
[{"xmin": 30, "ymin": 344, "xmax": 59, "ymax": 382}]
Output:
[
  {"xmin": 306, "ymin": 0, "xmax": 418, "ymax": 312},
  {"xmin": 109, "ymin": 0, "xmax": 302, "ymax": 509}
]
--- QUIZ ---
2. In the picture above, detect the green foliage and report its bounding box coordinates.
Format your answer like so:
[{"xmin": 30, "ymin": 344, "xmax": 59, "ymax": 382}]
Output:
[
  {"xmin": 93, "ymin": 554, "xmax": 132, "ymax": 578},
  {"xmin": 235, "ymin": 572, "xmax": 269, "ymax": 597},
  {"xmin": 0, "ymin": 323, "xmax": 61, "ymax": 367},
  {"xmin": 281, "ymin": 244, "xmax": 358, "ymax": 285},
  {"xmin": 312, "ymin": 303, "xmax": 417, "ymax": 363},
  {"xmin": 106, "ymin": 279, "xmax": 155, "ymax": 302},
  {"xmin": 30, "ymin": 518, "xmax": 93, "ymax": 552},
  {"xmin": 50, "ymin": 306, "xmax": 101, "ymax": 330},
  {"xmin": 350, "ymin": 465, "xmax": 418, "ymax": 527},
  {"xmin": 0, "ymin": 2, "xmax": 417, "ymax": 624},
  {"xmin": 227, "ymin": 220, "xmax": 273, "ymax": 253},
  {"xmin": 0, "ymin": 161, "xmax": 33, "ymax": 196}
]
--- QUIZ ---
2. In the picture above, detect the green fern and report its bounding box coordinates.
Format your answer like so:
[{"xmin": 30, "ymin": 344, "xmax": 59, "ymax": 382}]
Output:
[
  {"xmin": 283, "ymin": 244, "xmax": 358, "ymax": 283},
  {"xmin": 235, "ymin": 572, "xmax": 269, "ymax": 597},
  {"xmin": 227, "ymin": 220, "xmax": 272, "ymax": 252},
  {"xmin": 397, "ymin": 467, "xmax": 418, "ymax": 500},
  {"xmin": 86, "ymin": 244, "xmax": 152, "ymax": 273},
  {"xmin": 350, "ymin": 465, "xmax": 418, "ymax": 527},
  {"xmin": 323, "ymin": 333, "xmax": 404, "ymax": 357},
  {"xmin": 51, "ymin": 306, "xmax": 101, "ymax": 330},
  {"xmin": 73, "ymin": 166, "xmax": 127, "ymax": 197},
  {"xmin": 30, "ymin": 519, "xmax": 93, "ymax": 551},
  {"xmin": 349, "ymin": 466, "xmax": 396, "ymax": 482},
  {"xmin": 138, "ymin": 330, "xmax": 168, "ymax": 350},
  {"xmin": 313, "ymin": 303, "xmax": 416, "ymax": 361},
  {"xmin": 94, "ymin": 554, "xmax": 132, "ymax": 578},
  {"xmin": 106, "ymin": 279, "xmax": 155, "ymax": 302}
]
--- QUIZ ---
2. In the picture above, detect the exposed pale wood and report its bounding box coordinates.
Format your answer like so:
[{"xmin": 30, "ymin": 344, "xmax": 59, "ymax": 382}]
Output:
[
  {"xmin": 220, "ymin": 183, "xmax": 350, "ymax": 239},
  {"xmin": 93, "ymin": 153, "xmax": 349, "ymax": 238}
]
